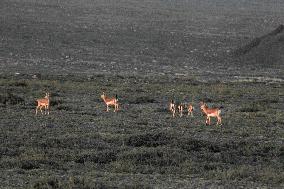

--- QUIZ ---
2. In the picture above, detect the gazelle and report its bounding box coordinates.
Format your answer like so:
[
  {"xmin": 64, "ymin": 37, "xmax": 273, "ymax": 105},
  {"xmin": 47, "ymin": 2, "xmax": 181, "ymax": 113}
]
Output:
[
  {"xmin": 187, "ymin": 103, "xmax": 194, "ymax": 117},
  {"xmin": 200, "ymin": 102, "xmax": 222, "ymax": 125},
  {"xmin": 101, "ymin": 92, "xmax": 119, "ymax": 112},
  {"xmin": 177, "ymin": 103, "xmax": 184, "ymax": 117},
  {"xmin": 169, "ymin": 100, "xmax": 176, "ymax": 118},
  {"xmin": 36, "ymin": 93, "xmax": 50, "ymax": 115}
]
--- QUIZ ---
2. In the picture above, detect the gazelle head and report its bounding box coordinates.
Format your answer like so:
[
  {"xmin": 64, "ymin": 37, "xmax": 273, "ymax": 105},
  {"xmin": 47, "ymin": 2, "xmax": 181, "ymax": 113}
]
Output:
[
  {"xmin": 200, "ymin": 104, "xmax": 205, "ymax": 111},
  {"xmin": 188, "ymin": 103, "xmax": 194, "ymax": 109},
  {"xmin": 101, "ymin": 92, "xmax": 106, "ymax": 99},
  {"xmin": 200, "ymin": 101, "xmax": 208, "ymax": 111},
  {"xmin": 170, "ymin": 100, "xmax": 176, "ymax": 105},
  {"xmin": 45, "ymin": 93, "xmax": 50, "ymax": 98}
]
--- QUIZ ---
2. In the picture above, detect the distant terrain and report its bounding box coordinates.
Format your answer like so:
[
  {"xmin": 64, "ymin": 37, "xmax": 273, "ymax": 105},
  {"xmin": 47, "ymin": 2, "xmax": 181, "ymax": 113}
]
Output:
[
  {"xmin": 234, "ymin": 24, "xmax": 284, "ymax": 69},
  {"xmin": 0, "ymin": 0, "xmax": 283, "ymax": 188},
  {"xmin": 0, "ymin": 0, "xmax": 283, "ymax": 79}
]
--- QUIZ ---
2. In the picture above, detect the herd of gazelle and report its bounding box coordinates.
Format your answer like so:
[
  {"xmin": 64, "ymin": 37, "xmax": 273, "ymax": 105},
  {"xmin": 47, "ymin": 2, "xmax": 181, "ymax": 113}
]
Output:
[
  {"xmin": 170, "ymin": 100, "xmax": 222, "ymax": 125},
  {"xmin": 35, "ymin": 92, "xmax": 222, "ymax": 125},
  {"xmin": 170, "ymin": 100, "xmax": 194, "ymax": 118}
]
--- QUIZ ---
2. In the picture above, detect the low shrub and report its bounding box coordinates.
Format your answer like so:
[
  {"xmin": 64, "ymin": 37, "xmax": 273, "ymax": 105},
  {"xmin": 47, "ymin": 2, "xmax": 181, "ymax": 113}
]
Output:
[
  {"xmin": 118, "ymin": 147, "xmax": 187, "ymax": 168},
  {"xmin": 75, "ymin": 150, "xmax": 117, "ymax": 164},
  {"xmin": 0, "ymin": 93, "xmax": 25, "ymax": 105},
  {"xmin": 129, "ymin": 96, "xmax": 156, "ymax": 104},
  {"xmin": 126, "ymin": 132, "xmax": 172, "ymax": 147},
  {"xmin": 21, "ymin": 160, "xmax": 40, "ymax": 170},
  {"xmin": 8, "ymin": 80, "xmax": 28, "ymax": 87},
  {"xmin": 239, "ymin": 103, "xmax": 261, "ymax": 112}
]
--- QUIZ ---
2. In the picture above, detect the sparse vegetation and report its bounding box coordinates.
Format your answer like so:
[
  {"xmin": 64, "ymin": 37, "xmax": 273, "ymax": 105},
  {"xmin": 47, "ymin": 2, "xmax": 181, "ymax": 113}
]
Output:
[
  {"xmin": 0, "ymin": 0, "xmax": 283, "ymax": 188},
  {"xmin": 0, "ymin": 75, "xmax": 283, "ymax": 188}
]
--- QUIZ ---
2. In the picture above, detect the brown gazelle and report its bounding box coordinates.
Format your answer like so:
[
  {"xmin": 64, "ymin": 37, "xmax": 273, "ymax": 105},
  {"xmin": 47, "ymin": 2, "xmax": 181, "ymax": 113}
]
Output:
[
  {"xmin": 200, "ymin": 102, "xmax": 222, "ymax": 125},
  {"xmin": 36, "ymin": 93, "xmax": 50, "ymax": 115},
  {"xmin": 177, "ymin": 103, "xmax": 184, "ymax": 117},
  {"xmin": 169, "ymin": 100, "xmax": 176, "ymax": 118},
  {"xmin": 187, "ymin": 103, "xmax": 194, "ymax": 117},
  {"xmin": 101, "ymin": 92, "xmax": 119, "ymax": 112}
]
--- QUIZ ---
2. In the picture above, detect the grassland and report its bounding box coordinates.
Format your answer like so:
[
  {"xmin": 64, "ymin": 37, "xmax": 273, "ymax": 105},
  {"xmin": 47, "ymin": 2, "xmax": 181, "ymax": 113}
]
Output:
[
  {"xmin": 1, "ymin": 0, "xmax": 284, "ymax": 188},
  {"xmin": 0, "ymin": 74, "xmax": 283, "ymax": 188}
]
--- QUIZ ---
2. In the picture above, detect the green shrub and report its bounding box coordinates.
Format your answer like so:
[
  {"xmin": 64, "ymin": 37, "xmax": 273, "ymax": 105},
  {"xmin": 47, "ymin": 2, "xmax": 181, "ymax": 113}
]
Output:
[
  {"xmin": 75, "ymin": 150, "xmax": 117, "ymax": 164},
  {"xmin": 239, "ymin": 103, "xmax": 261, "ymax": 112},
  {"xmin": 126, "ymin": 132, "xmax": 172, "ymax": 147},
  {"xmin": 0, "ymin": 92, "xmax": 25, "ymax": 105},
  {"xmin": 8, "ymin": 80, "xmax": 28, "ymax": 87},
  {"xmin": 129, "ymin": 96, "xmax": 156, "ymax": 104},
  {"xmin": 21, "ymin": 160, "xmax": 40, "ymax": 170},
  {"xmin": 117, "ymin": 147, "xmax": 188, "ymax": 173}
]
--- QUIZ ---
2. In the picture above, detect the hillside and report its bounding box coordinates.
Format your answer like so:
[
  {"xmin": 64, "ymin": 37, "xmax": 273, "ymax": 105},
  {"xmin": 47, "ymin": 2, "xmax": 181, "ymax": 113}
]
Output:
[{"xmin": 234, "ymin": 25, "xmax": 284, "ymax": 68}]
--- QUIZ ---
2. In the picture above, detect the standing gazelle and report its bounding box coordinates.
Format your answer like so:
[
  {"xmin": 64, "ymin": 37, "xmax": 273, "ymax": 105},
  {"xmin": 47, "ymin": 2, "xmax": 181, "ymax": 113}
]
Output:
[
  {"xmin": 187, "ymin": 103, "xmax": 194, "ymax": 117},
  {"xmin": 36, "ymin": 93, "xmax": 50, "ymax": 115},
  {"xmin": 101, "ymin": 92, "xmax": 119, "ymax": 112},
  {"xmin": 177, "ymin": 103, "xmax": 184, "ymax": 117},
  {"xmin": 200, "ymin": 102, "xmax": 222, "ymax": 125},
  {"xmin": 169, "ymin": 100, "xmax": 176, "ymax": 118}
]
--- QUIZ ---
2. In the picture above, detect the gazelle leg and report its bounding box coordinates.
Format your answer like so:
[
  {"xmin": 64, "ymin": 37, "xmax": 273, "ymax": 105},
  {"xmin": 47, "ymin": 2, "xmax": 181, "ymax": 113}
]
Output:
[
  {"xmin": 106, "ymin": 105, "xmax": 109, "ymax": 112},
  {"xmin": 36, "ymin": 106, "xmax": 38, "ymax": 115},
  {"xmin": 206, "ymin": 116, "xmax": 210, "ymax": 125},
  {"xmin": 216, "ymin": 117, "xmax": 219, "ymax": 125},
  {"xmin": 217, "ymin": 116, "xmax": 221, "ymax": 125},
  {"xmin": 46, "ymin": 106, "xmax": 48, "ymax": 115}
]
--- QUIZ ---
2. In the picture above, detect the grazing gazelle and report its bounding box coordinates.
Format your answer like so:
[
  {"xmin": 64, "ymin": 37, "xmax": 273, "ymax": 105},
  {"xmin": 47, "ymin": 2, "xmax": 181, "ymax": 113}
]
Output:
[
  {"xmin": 101, "ymin": 92, "xmax": 119, "ymax": 112},
  {"xmin": 187, "ymin": 103, "xmax": 194, "ymax": 117},
  {"xmin": 177, "ymin": 103, "xmax": 184, "ymax": 117},
  {"xmin": 200, "ymin": 102, "xmax": 222, "ymax": 125},
  {"xmin": 36, "ymin": 93, "xmax": 50, "ymax": 115},
  {"xmin": 169, "ymin": 100, "xmax": 176, "ymax": 118}
]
